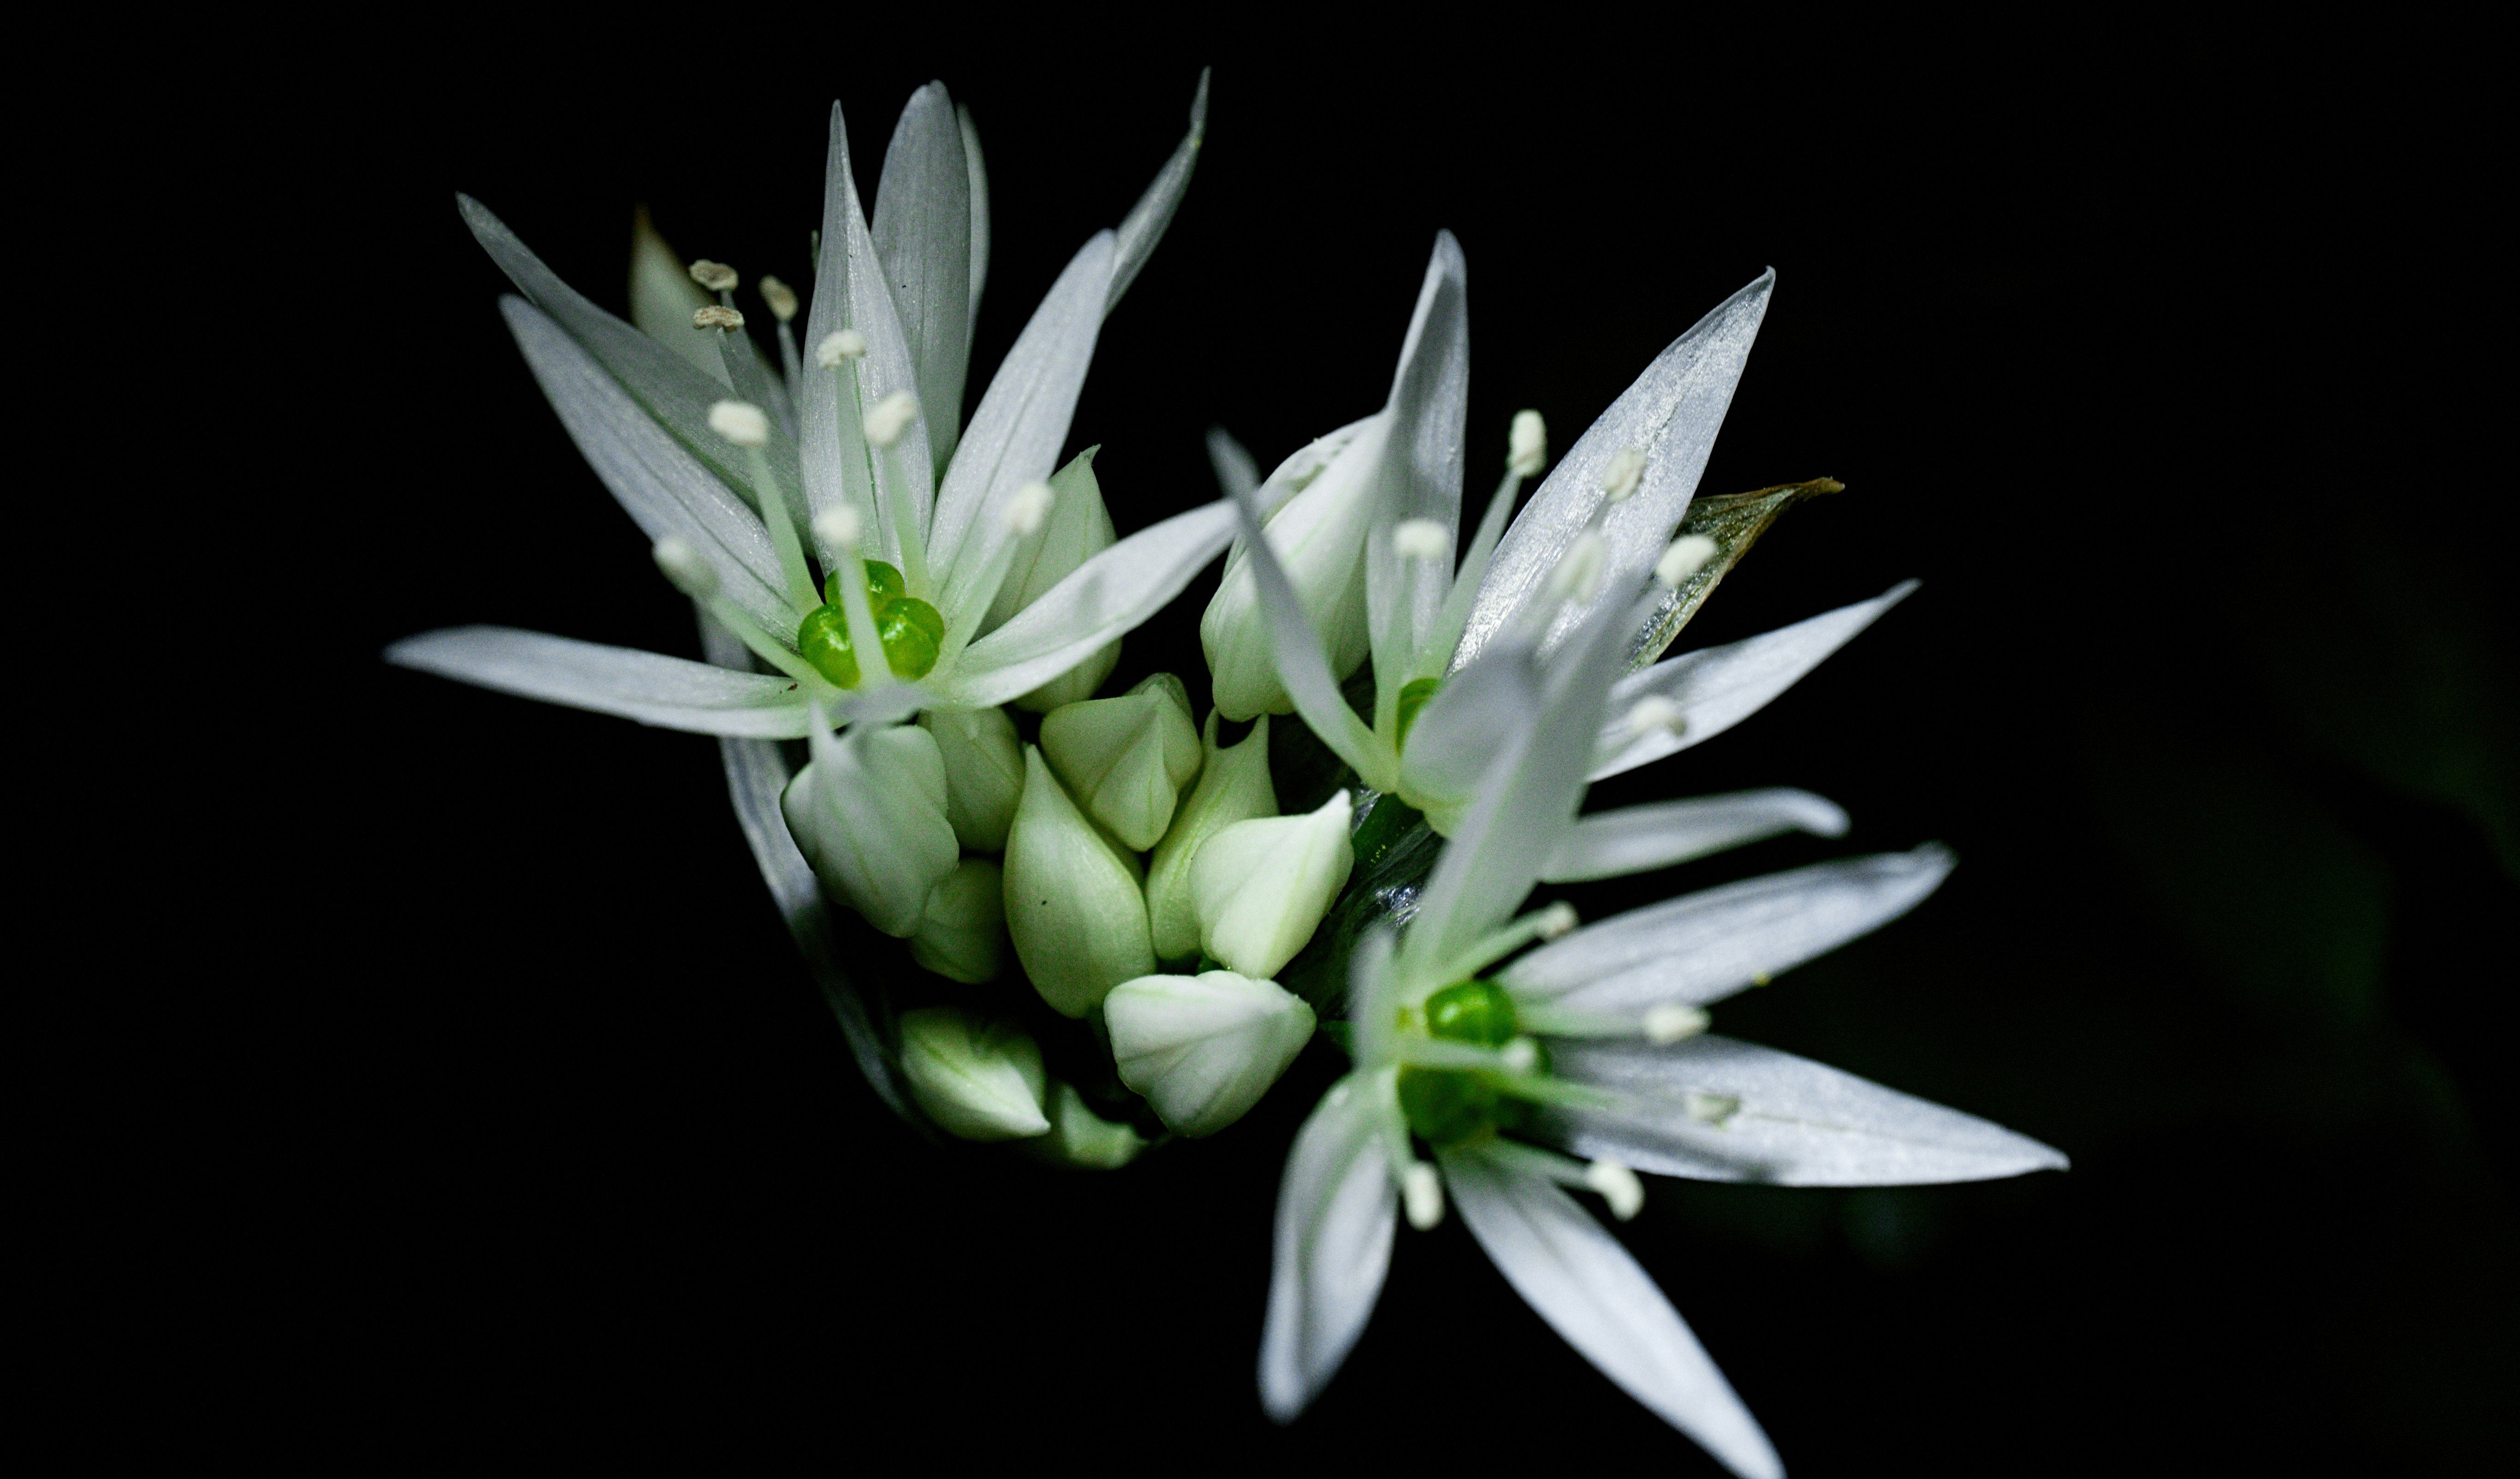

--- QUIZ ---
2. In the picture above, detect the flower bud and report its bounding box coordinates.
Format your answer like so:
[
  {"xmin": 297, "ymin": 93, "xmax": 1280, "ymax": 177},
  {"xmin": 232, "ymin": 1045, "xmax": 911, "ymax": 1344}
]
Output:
[
  {"xmin": 917, "ymin": 705, "xmax": 1025, "ymax": 852},
  {"xmin": 898, "ymin": 1006, "xmax": 1048, "ymax": 1140},
  {"xmin": 1106, "ymin": 970, "xmax": 1316, "ymax": 1138},
  {"xmin": 1002, "ymin": 745, "xmax": 1156, "ymax": 1017},
  {"xmin": 781, "ymin": 722, "xmax": 959, "ymax": 938},
  {"xmin": 1029, "ymin": 1081, "xmax": 1148, "ymax": 1169},
  {"xmin": 993, "ymin": 448, "xmax": 1122, "ymax": 711},
  {"xmin": 908, "ymin": 857, "xmax": 1007, "ymax": 984},
  {"xmin": 1144, "ymin": 713, "xmax": 1276, "ymax": 961},
  {"xmin": 1199, "ymin": 415, "xmax": 1391, "ymax": 720},
  {"xmin": 1191, "ymin": 790, "xmax": 1355, "ymax": 980},
  {"xmin": 1038, "ymin": 673, "xmax": 1203, "ymax": 851}
]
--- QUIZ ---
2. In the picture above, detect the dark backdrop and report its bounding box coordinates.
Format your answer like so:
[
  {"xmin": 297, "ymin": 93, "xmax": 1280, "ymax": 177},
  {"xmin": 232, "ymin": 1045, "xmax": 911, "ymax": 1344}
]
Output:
[{"xmin": 279, "ymin": 22, "xmax": 2510, "ymax": 1473}]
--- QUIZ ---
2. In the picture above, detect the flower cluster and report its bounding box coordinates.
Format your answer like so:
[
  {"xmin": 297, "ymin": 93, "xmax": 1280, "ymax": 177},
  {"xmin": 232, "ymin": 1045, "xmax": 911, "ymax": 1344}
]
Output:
[{"xmin": 393, "ymin": 72, "xmax": 2063, "ymax": 1475}]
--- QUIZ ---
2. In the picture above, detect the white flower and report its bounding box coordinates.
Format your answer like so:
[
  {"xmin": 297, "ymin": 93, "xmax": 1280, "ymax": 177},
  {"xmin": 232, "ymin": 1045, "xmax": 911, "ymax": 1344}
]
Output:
[
  {"xmin": 898, "ymin": 1007, "xmax": 1049, "ymax": 1141},
  {"xmin": 1105, "ymin": 970, "xmax": 1316, "ymax": 1137},
  {"xmin": 1191, "ymin": 792, "xmax": 1356, "ymax": 980},
  {"xmin": 1257, "ymin": 587, "xmax": 2063, "ymax": 1478}
]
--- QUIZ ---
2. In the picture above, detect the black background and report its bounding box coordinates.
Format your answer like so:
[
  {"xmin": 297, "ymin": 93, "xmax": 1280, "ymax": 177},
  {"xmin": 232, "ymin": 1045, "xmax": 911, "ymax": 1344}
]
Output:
[{"xmin": 246, "ymin": 19, "xmax": 2513, "ymax": 1473}]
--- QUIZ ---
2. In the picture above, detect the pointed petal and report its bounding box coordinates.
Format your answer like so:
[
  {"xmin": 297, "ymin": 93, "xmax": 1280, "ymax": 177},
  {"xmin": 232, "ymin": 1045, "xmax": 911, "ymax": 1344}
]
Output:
[
  {"xmin": 1454, "ymin": 271, "xmax": 1774, "ymax": 669},
  {"xmin": 1546, "ymin": 1034, "xmax": 2070, "ymax": 1185},
  {"xmin": 499, "ymin": 298, "xmax": 795, "ymax": 639},
  {"xmin": 872, "ymin": 82, "xmax": 974, "ymax": 467},
  {"xmin": 958, "ymin": 104, "xmax": 990, "ymax": 342},
  {"xmin": 387, "ymin": 626, "xmax": 809, "ymax": 737},
  {"xmin": 1441, "ymin": 1148, "xmax": 1781, "ymax": 1479},
  {"xmin": 1593, "ymin": 582, "xmax": 1917, "ymax": 781},
  {"xmin": 945, "ymin": 500, "xmax": 1236, "ymax": 708},
  {"xmin": 1501, "ymin": 844, "xmax": 1956, "ymax": 1011},
  {"xmin": 627, "ymin": 207, "xmax": 724, "ymax": 384},
  {"xmin": 1259, "ymin": 1075, "xmax": 1399, "ymax": 1423},
  {"xmin": 931, "ymin": 232, "xmax": 1117, "ymax": 615},
  {"xmin": 1108, "ymin": 68, "xmax": 1209, "ymax": 314},
  {"xmin": 458, "ymin": 194, "xmax": 798, "ymax": 517},
  {"xmin": 799, "ymin": 104, "xmax": 936, "ymax": 572},
  {"xmin": 1365, "ymin": 232, "xmax": 1470, "ymax": 710},
  {"xmin": 1541, "ymin": 789, "xmax": 1848, "ymax": 884}
]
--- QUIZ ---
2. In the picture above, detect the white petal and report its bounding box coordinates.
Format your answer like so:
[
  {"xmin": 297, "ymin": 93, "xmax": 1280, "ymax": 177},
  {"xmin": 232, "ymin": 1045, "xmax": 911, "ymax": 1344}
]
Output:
[
  {"xmin": 798, "ymin": 104, "xmax": 936, "ymax": 573},
  {"xmin": 1541, "ymin": 789, "xmax": 1848, "ymax": 884},
  {"xmin": 499, "ymin": 298, "xmax": 795, "ymax": 640},
  {"xmin": 1501, "ymin": 844, "xmax": 1955, "ymax": 1011},
  {"xmin": 945, "ymin": 500, "xmax": 1237, "ymax": 708},
  {"xmin": 1393, "ymin": 641, "xmax": 1539, "ymax": 826},
  {"xmin": 1546, "ymin": 1034, "xmax": 2070, "ymax": 1185},
  {"xmin": 1365, "ymin": 232, "xmax": 1470, "ymax": 708},
  {"xmin": 1106, "ymin": 971, "xmax": 1316, "ymax": 1138},
  {"xmin": 1441, "ymin": 1147, "xmax": 1780, "ymax": 1479},
  {"xmin": 1107, "ymin": 68, "xmax": 1208, "ymax": 313},
  {"xmin": 931, "ymin": 232, "xmax": 1117, "ymax": 613},
  {"xmin": 871, "ymin": 81, "xmax": 974, "ymax": 468},
  {"xmin": 459, "ymin": 195, "xmax": 798, "ymax": 520},
  {"xmin": 388, "ymin": 626, "xmax": 808, "ymax": 737},
  {"xmin": 958, "ymin": 104, "xmax": 989, "ymax": 342},
  {"xmin": 1592, "ymin": 582, "xmax": 1916, "ymax": 780},
  {"xmin": 627, "ymin": 208, "xmax": 724, "ymax": 384},
  {"xmin": 1259, "ymin": 1075, "xmax": 1399, "ymax": 1423},
  {"xmin": 1453, "ymin": 271, "xmax": 1774, "ymax": 669}
]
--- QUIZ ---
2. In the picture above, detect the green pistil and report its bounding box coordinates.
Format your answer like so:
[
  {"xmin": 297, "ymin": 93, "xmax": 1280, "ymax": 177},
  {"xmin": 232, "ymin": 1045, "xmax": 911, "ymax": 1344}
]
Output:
[
  {"xmin": 1396, "ymin": 979, "xmax": 1550, "ymax": 1148},
  {"xmin": 797, "ymin": 560, "xmax": 945, "ymax": 686}
]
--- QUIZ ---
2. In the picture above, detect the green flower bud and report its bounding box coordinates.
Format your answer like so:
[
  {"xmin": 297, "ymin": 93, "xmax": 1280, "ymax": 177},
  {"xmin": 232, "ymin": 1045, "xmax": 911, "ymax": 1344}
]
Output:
[
  {"xmin": 908, "ymin": 857, "xmax": 1007, "ymax": 984},
  {"xmin": 898, "ymin": 1006, "xmax": 1049, "ymax": 1140},
  {"xmin": 1106, "ymin": 970, "xmax": 1316, "ymax": 1138},
  {"xmin": 1038, "ymin": 673, "xmax": 1203, "ymax": 852},
  {"xmin": 1029, "ymin": 1081, "xmax": 1149, "ymax": 1169},
  {"xmin": 1002, "ymin": 745, "xmax": 1156, "ymax": 1017},
  {"xmin": 919, "ymin": 705, "xmax": 1025, "ymax": 852},
  {"xmin": 1144, "ymin": 712, "xmax": 1277, "ymax": 961},
  {"xmin": 988, "ymin": 448, "xmax": 1124, "ymax": 712},
  {"xmin": 1190, "ymin": 791, "xmax": 1355, "ymax": 980},
  {"xmin": 780, "ymin": 722, "xmax": 959, "ymax": 937},
  {"xmin": 1200, "ymin": 417, "xmax": 1389, "ymax": 720}
]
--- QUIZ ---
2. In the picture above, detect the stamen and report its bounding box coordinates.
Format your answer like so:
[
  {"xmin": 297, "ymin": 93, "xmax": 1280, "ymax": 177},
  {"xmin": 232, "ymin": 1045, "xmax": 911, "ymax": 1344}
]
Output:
[
  {"xmin": 693, "ymin": 305, "xmax": 745, "ymax": 331},
  {"xmin": 812, "ymin": 505, "xmax": 863, "ymax": 551},
  {"xmin": 1545, "ymin": 530, "xmax": 1607, "ymax": 604},
  {"xmin": 863, "ymin": 390, "xmax": 920, "ymax": 449},
  {"xmin": 1535, "ymin": 901, "xmax": 1578, "ymax": 940},
  {"xmin": 1002, "ymin": 480, "xmax": 1054, "ymax": 536},
  {"xmin": 652, "ymin": 538, "xmax": 823, "ymax": 689},
  {"xmin": 1654, "ymin": 534, "xmax": 1718, "ymax": 587},
  {"xmin": 650, "ymin": 536, "xmax": 719, "ymax": 598},
  {"xmin": 1583, "ymin": 1158, "xmax": 1644, "ymax": 1221},
  {"xmin": 1392, "ymin": 518, "xmax": 1449, "ymax": 560},
  {"xmin": 1601, "ymin": 446, "xmax": 1646, "ymax": 501},
  {"xmin": 815, "ymin": 329, "xmax": 868, "ymax": 367},
  {"xmin": 1623, "ymin": 695, "xmax": 1686, "ymax": 739},
  {"xmin": 707, "ymin": 400, "xmax": 771, "ymax": 448},
  {"xmin": 1642, "ymin": 1004, "xmax": 1709, "ymax": 1044},
  {"xmin": 758, "ymin": 275, "xmax": 799, "ymax": 322},
  {"xmin": 1500, "ymin": 1038, "xmax": 1539, "ymax": 1074},
  {"xmin": 688, "ymin": 260, "xmax": 739, "ymax": 293},
  {"xmin": 1402, "ymin": 1162, "xmax": 1444, "ymax": 1230},
  {"xmin": 1507, "ymin": 409, "xmax": 1547, "ymax": 478},
  {"xmin": 1434, "ymin": 904, "xmax": 1578, "ymax": 984}
]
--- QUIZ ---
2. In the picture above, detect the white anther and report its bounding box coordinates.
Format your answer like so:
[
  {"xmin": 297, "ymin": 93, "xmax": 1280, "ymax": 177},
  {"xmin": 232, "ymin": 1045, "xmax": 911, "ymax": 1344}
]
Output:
[
  {"xmin": 813, "ymin": 505, "xmax": 863, "ymax": 551},
  {"xmin": 692, "ymin": 304, "xmax": 745, "ymax": 331},
  {"xmin": 1402, "ymin": 1162, "xmax": 1445, "ymax": 1230},
  {"xmin": 815, "ymin": 329, "xmax": 867, "ymax": 367},
  {"xmin": 1392, "ymin": 518, "xmax": 1449, "ymax": 560},
  {"xmin": 1002, "ymin": 481, "xmax": 1055, "ymax": 536},
  {"xmin": 1682, "ymin": 1091, "xmax": 1741, "ymax": 1127},
  {"xmin": 863, "ymin": 390, "xmax": 920, "ymax": 448},
  {"xmin": 1642, "ymin": 1004, "xmax": 1708, "ymax": 1044},
  {"xmin": 1545, "ymin": 530, "xmax": 1607, "ymax": 603},
  {"xmin": 1536, "ymin": 902, "xmax": 1578, "ymax": 940},
  {"xmin": 1500, "ymin": 1038, "xmax": 1540, "ymax": 1074},
  {"xmin": 1507, "ymin": 409, "xmax": 1547, "ymax": 478},
  {"xmin": 1654, "ymin": 534, "xmax": 1718, "ymax": 588},
  {"xmin": 758, "ymin": 275, "xmax": 798, "ymax": 322},
  {"xmin": 1623, "ymin": 695, "xmax": 1687, "ymax": 739},
  {"xmin": 1601, "ymin": 446, "xmax": 1647, "ymax": 501},
  {"xmin": 1584, "ymin": 1158, "xmax": 1644, "ymax": 1221},
  {"xmin": 707, "ymin": 399, "xmax": 770, "ymax": 448},
  {"xmin": 651, "ymin": 536, "xmax": 719, "ymax": 598},
  {"xmin": 688, "ymin": 259, "xmax": 739, "ymax": 292}
]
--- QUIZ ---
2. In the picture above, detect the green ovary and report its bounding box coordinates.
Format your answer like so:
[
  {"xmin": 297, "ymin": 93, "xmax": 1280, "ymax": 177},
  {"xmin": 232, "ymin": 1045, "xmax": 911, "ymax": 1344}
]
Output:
[
  {"xmin": 797, "ymin": 559, "xmax": 945, "ymax": 686},
  {"xmin": 1395, "ymin": 978, "xmax": 1549, "ymax": 1148}
]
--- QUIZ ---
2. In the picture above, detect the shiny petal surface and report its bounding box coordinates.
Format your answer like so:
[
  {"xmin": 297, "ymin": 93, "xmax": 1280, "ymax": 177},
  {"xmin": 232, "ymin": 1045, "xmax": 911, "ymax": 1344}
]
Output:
[
  {"xmin": 388, "ymin": 627, "xmax": 807, "ymax": 737},
  {"xmin": 871, "ymin": 82, "xmax": 974, "ymax": 468},
  {"xmin": 1107, "ymin": 69, "xmax": 1209, "ymax": 313},
  {"xmin": 1259, "ymin": 1075, "xmax": 1399, "ymax": 1423},
  {"xmin": 1365, "ymin": 232, "xmax": 1470, "ymax": 712},
  {"xmin": 1541, "ymin": 788, "xmax": 1849, "ymax": 884}
]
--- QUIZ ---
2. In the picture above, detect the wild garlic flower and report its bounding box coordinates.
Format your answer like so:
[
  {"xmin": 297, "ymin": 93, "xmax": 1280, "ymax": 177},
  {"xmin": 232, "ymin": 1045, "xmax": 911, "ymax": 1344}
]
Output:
[{"xmin": 1258, "ymin": 591, "xmax": 2065, "ymax": 1477}]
